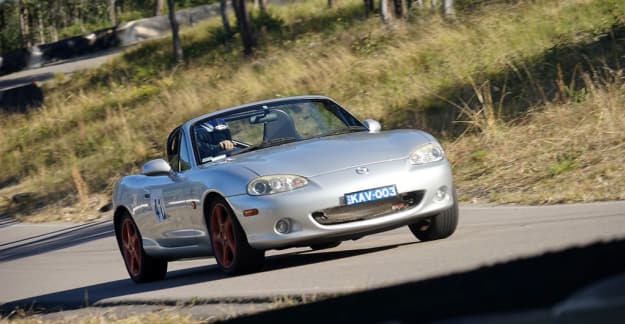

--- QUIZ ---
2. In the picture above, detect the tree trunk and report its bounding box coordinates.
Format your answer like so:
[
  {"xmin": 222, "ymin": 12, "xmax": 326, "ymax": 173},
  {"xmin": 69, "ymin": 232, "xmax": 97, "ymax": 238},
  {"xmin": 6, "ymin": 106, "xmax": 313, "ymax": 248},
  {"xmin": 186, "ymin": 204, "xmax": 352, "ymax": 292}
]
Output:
[
  {"xmin": 394, "ymin": 0, "xmax": 407, "ymax": 18},
  {"xmin": 17, "ymin": 0, "xmax": 31, "ymax": 48},
  {"xmin": 0, "ymin": 5, "xmax": 5, "ymax": 52},
  {"xmin": 109, "ymin": 0, "xmax": 117, "ymax": 25},
  {"xmin": 379, "ymin": 0, "xmax": 394, "ymax": 25},
  {"xmin": 60, "ymin": 2, "xmax": 68, "ymax": 27},
  {"xmin": 219, "ymin": 0, "xmax": 232, "ymax": 41},
  {"xmin": 431, "ymin": 0, "xmax": 438, "ymax": 10},
  {"xmin": 166, "ymin": 0, "xmax": 184, "ymax": 63},
  {"xmin": 232, "ymin": 0, "xmax": 256, "ymax": 55},
  {"xmin": 257, "ymin": 0, "xmax": 268, "ymax": 14},
  {"xmin": 154, "ymin": 0, "xmax": 164, "ymax": 16},
  {"xmin": 363, "ymin": 0, "xmax": 374, "ymax": 15},
  {"xmin": 442, "ymin": 0, "xmax": 455, "ymax": 17},
  {"xmin": 47, "ymin": 0, "xmax": 59, "ymax": 41},
  {"xmin": 76, "ymin": 0, "xmax": 86, "ymax": 33},
  {"xmin": 328, "ymin": 0, "xmax": 336, "ymax": 8},
  {"xmin": 37, "ymin": 5, "xmax": 45, "ymax": 44}
]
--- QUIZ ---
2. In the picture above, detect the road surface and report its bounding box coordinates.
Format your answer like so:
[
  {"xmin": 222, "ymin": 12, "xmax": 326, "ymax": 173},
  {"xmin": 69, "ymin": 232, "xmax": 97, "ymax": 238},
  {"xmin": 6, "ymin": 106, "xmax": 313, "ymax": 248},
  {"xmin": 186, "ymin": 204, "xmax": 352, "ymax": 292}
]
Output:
[
  {"xmin": 0, "ymin": 49, "xmax": 123, "ymax": 92},
  {"xmin": 1, "ymin": 202, "xmax": 625, "ymax": 320}
]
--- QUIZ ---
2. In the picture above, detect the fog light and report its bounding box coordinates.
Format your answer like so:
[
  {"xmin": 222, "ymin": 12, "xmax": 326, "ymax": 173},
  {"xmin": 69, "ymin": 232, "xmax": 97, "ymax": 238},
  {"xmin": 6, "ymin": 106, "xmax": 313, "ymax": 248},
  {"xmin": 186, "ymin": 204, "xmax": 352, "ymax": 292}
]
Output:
[
  {"xmin": 434, "ymin": 186, "xmax": 448, "ymax": 202},
  {"xmin": 275, "ymin": 218, "xmax": 292, "ymax": 234}
]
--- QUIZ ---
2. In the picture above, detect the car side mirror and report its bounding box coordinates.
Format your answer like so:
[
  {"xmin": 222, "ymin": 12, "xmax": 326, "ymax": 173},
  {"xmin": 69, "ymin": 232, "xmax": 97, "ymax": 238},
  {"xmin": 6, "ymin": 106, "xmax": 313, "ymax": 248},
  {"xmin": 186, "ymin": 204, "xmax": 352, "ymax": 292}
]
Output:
[
  {"xmin": 141, "ymin": 159, "xmax": 173, "ymax": 176},
  {"xmin": 363, "ymin": 119, "xmax": 381, "ymax": 133}
]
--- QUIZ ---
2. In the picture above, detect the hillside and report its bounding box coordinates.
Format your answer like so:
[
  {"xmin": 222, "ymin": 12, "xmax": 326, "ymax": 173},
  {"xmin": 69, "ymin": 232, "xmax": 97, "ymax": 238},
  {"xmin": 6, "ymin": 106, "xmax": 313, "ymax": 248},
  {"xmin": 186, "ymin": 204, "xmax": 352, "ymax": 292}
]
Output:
[{"xmin": 1, "ymin": 0, "xmax": 624, "ymax": 222}]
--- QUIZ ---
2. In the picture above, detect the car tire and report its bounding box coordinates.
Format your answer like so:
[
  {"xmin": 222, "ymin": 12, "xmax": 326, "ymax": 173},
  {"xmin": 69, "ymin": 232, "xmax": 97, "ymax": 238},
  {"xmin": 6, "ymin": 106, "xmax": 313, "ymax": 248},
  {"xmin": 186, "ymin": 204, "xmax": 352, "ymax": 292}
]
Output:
[
  {"xmin": 116, "ymin": 213, "xmax": 168, "ymax": 283},
  {"xmin": 208, "ymin": 197, "xmax": 265, "ymax": 275},
  {"xmin": 409, "ymin": 190, "xmax": 458, "ymax": 242},
  {"xmin": 310, "ymin": 241, "xmax": 341, "ymax": 251}
]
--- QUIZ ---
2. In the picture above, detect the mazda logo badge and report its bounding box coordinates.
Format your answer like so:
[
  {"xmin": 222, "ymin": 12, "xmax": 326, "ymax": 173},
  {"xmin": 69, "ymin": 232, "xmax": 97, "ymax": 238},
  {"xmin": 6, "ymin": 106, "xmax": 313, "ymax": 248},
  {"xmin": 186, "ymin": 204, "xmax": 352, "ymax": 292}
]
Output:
[{"xmin": 355, "ymin": 167, "xmax": 369, "ymax": 175}]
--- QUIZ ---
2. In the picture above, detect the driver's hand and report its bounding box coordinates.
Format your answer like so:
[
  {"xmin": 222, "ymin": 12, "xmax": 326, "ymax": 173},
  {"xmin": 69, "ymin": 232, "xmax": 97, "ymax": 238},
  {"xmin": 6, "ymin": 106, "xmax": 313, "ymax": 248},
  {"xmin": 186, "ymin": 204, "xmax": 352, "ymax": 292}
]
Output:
[{"xmin": 219, "ymin": 140, "xmax": 235, "ymax": 150}]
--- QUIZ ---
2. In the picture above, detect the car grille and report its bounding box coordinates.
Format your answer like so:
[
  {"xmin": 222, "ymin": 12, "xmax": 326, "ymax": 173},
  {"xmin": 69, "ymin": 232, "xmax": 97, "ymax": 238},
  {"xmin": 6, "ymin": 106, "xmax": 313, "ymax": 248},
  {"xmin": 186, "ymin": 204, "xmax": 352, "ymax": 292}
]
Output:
[{"xmin": 311, "ymin": 190, "xmax": 424, "ymax": 225}]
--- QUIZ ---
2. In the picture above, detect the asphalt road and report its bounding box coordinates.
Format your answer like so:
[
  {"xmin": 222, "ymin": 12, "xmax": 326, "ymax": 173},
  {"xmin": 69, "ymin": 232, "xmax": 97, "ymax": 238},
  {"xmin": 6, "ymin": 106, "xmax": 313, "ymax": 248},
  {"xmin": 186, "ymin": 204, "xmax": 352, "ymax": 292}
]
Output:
[
  {"xmin": 1, "ymin": 202, "xmax": 625, "ymax": 319},
  {"xmin": 0, "ymin": 49, "xmax": 122, "ymax": 91}
]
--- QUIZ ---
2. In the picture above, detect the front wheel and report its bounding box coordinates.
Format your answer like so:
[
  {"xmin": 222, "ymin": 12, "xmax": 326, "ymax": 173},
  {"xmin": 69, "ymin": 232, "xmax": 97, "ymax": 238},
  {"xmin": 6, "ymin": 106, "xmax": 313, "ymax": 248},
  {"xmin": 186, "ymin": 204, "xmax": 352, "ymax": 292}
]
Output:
[
  {"xmin": 409, "ymin": 194, "xmax": 458, "ymax": 242},
  {"xmin": 116, "ymin": 213, "xmax": 168, "ymax": 283},
  {"xmin": 208, "ymin": 197, "xmax": 265, "ymax": 275}
]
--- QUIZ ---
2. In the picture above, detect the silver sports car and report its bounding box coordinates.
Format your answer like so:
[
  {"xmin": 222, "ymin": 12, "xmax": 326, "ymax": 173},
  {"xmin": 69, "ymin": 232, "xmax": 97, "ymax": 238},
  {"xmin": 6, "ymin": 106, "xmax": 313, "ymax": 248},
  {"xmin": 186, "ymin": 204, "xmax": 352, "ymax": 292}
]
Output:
[{"xmin": 112, "ymin": 95, "xmax": 458, "ymax": 282}]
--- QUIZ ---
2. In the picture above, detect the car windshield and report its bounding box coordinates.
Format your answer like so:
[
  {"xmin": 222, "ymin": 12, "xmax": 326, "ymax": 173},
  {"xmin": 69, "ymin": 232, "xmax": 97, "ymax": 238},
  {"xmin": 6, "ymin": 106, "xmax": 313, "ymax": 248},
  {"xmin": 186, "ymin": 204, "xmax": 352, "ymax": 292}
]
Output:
[{"xmin": 192, "ymin": 98, "xmax": 366, "ymax": 164}]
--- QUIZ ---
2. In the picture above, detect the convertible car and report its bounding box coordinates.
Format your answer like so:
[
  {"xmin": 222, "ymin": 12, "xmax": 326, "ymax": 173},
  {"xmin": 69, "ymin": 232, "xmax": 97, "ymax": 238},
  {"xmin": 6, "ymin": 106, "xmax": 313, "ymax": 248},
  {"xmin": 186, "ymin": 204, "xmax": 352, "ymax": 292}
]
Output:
[{"xmin": 112, "ymin": 95, "xmax": 458, "ymax": 282}]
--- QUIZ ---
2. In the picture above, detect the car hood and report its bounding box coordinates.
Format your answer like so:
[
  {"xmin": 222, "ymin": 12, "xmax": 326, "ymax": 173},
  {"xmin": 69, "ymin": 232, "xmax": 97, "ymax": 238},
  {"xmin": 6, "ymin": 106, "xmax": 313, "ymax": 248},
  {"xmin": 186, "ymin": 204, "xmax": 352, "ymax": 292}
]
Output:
[{"xmin": 220, "ymin": 130, "xmax": 430, "ymax": 178}]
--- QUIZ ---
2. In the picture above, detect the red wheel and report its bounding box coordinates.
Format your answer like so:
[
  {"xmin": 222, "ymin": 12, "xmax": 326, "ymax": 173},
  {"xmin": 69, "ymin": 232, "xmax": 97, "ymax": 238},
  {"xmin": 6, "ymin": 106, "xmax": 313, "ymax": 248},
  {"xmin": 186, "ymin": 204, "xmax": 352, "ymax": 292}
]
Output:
[
  {"xmin": 207, "ymin": 197, "xmax": 265, "ymax": 274},
  {"xmin": 115, "ymin": 212, "xmax": 168, "ymax": 283},
  {"xmin": 210, "ymin": 203, "xmax": 237, "ymax": 269},
  {"xmin": 121, "ymin": 218, "xmax": 142, "ymax": 277}
]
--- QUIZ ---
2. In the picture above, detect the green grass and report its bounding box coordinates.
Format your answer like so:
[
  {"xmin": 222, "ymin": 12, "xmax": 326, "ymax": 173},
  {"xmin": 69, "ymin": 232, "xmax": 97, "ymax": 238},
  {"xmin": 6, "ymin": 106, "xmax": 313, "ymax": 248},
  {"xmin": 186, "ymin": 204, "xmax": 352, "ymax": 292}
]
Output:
[{"xmin": 1, "ymin": 0, "xmax": 624, "ymax": 221}]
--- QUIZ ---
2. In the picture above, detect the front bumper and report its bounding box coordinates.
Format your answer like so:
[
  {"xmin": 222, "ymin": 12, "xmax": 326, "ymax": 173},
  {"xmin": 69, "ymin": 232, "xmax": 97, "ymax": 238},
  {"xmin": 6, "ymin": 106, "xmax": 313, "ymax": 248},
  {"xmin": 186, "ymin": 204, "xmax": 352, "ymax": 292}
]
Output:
[{"xmin": 227, "ymin": 158, "xmax": 455, "ymax": 250}]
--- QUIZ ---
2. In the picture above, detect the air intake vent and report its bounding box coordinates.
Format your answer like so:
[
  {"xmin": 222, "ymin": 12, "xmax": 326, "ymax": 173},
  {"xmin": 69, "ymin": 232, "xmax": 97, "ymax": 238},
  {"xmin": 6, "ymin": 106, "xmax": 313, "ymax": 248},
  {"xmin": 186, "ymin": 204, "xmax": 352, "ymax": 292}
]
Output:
[{"xmin": 312, "ymin": 190, "xmax": 424, "ymax": 225}]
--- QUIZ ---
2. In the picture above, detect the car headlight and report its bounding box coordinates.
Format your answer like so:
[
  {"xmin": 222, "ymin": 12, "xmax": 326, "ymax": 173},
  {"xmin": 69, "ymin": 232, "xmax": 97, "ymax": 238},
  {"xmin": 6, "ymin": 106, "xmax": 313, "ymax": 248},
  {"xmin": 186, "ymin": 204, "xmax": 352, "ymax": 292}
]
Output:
[
  {"xmin": 409, "ymin": 143, "xmax": 445, "ymax": 165},
  {"xmin": 247, "ymin": 175, "xmax": 308, "ymax": 196}
]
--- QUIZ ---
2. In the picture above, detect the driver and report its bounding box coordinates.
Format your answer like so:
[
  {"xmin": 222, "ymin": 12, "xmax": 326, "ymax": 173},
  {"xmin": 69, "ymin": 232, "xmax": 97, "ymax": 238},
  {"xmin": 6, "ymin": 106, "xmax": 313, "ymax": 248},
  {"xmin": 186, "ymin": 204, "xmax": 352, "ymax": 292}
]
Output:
[{"xmin": 195, "ymin": 119, "xmax": 235, "ymax": 161}]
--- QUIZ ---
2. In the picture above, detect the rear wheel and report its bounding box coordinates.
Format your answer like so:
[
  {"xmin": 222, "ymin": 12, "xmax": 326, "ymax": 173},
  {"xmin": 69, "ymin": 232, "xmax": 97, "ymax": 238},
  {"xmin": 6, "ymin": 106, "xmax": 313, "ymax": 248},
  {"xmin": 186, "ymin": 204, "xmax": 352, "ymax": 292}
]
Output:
[
  {"xmin": 409, "ymin": 192, "xmax": 458, "ymax": 242},
  {"xmin": 116, "ymin": 213, "xmax": 167, "ymax": 283},
  {"xmin": 208, "ymin": 197, "xmax": 265, "ymax": 275}
]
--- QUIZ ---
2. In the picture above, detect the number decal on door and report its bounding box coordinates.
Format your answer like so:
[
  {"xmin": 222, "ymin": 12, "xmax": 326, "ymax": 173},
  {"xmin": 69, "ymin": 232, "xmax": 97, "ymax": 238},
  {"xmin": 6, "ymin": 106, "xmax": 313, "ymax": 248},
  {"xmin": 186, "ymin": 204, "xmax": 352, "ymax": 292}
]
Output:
[{"xmin": 150, "ymin": 189, "xmax": 168, "ymax": 222}]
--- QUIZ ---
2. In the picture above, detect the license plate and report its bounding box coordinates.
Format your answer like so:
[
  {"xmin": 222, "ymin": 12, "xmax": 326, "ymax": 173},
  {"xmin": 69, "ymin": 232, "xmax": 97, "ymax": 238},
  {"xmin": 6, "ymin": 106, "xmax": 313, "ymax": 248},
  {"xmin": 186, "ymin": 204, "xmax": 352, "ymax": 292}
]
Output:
[{"xmin": 344, "ymin": 185, "xmax": 398, "ymax": 206}]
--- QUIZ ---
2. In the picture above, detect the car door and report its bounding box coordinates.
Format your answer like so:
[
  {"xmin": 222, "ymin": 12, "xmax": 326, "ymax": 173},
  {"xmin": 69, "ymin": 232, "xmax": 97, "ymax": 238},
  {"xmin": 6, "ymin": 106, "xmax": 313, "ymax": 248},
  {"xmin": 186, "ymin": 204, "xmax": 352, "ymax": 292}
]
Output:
[{"xmin": 142, "ymin": 127, "xmax": 199, "ymax": 248}]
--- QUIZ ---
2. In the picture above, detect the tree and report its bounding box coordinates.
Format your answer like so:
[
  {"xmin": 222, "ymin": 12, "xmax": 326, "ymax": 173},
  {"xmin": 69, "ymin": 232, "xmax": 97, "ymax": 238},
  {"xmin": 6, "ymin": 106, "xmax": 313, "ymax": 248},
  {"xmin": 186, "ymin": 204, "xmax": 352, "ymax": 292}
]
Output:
[
  {"xmin": 109, "ymin": 0, "xmax": 117, "ymax": 25},
  {"xmin": 219, "ymin": 0, "xmax": 231, "ymax": 42},
  {"xmin": 154, "ymin": 0, "xmax": 164, "ymax": 16},
  {"xmin": 36, "ymin": 2, "xmax": 45, "ymax": 43},
  {"xmin": 47, "ymin": 0, "xmax": 59, "ymax": 42},
  {"xmin": 363, "ymin": 0, "xmax": 374, "ymax": 15},
  {"xmin": 379, "ymin": 0, "xmax": 394, "ymax": 24},
  {"xmin": 328, "ymin": 0, "xmax": 336, "ymax": 8},
  {"xmin": 0, "ymin": 4, "xmax": 5, "ymax": 52},
  {"xmin": 166, "ymin": 0, "xmax": 183, "ymax": 63},
  {"xmin": 442, "ymin": 0, "xmax": 455, "ymax": 17},
  {"xmin": 256, "ymin": 0, "xmax": 268, "ymax": 15},
  {"xmin": 380, "ymin": 0, "xmax": 410, "ymax": 24},
  {"xmin": 232, "ymin": 0, "xmax": 256, "ymax": 55},
  {"xmin": 17, "ymin": 0, "xmax": 31, "ymax": 48},
  {"xmin": 395, "ymin": 0, "xmax": 407, "ymax": 19}
]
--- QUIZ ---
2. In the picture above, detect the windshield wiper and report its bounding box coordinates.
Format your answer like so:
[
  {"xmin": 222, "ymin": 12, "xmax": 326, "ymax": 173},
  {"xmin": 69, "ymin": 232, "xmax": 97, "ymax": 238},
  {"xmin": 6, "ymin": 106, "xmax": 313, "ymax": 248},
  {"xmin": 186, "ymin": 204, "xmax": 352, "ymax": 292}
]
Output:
[
  {"xmin": 317, "ymin": 125, "xmax": 368, "ymax": 138},
  {"xmin": 229, "ymin": 137, "xmax": 299, "ymax": 156}
]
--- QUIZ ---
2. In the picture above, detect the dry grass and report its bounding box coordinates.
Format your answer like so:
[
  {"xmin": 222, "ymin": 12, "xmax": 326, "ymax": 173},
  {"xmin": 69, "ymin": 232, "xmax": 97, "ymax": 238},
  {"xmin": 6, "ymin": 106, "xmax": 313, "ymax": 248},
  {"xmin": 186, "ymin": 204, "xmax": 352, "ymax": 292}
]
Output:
[
  {"xmin": 0, "ymin": 0, "xmax": 624, "ymax": 221},
  {"xmin": 448, "ymin": 71, "xmax": 625, "ymax": 203}
]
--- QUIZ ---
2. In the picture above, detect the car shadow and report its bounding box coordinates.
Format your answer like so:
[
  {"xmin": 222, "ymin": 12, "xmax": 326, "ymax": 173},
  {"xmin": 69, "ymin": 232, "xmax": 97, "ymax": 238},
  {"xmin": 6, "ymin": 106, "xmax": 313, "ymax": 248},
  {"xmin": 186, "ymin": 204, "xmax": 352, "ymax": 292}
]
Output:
[
  {"xmin": 0, "ymin": 220, "xmax": 114, "ymax": 263},
  {"xmin": 0, "ymin": 241, "xmax": 416, "ymax": 314},
  {"xmin": 263, "ymin": 241, "xmax": 418, "ymax": 272},
  {"xmin": 228, "ymin": 238, "xmax": 625, "ymax": 324}
]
